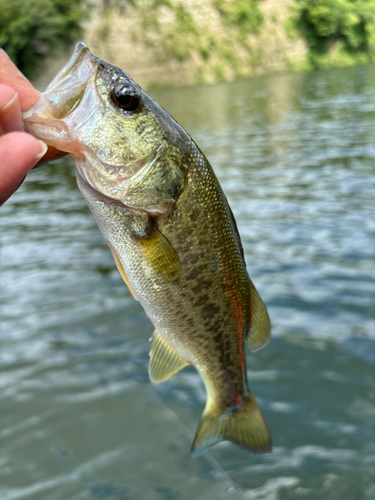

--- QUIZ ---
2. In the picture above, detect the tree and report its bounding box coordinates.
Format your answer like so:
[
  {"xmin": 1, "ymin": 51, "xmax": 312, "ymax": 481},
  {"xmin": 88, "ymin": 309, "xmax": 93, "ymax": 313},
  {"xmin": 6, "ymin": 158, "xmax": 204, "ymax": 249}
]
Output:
[
  {"xmin": 291, "ymin": 0, "xmax": 375, "ymax": 68},
  {"xmin": 0, "ymin": 0, "xmax": 86, "ymax": 77}
]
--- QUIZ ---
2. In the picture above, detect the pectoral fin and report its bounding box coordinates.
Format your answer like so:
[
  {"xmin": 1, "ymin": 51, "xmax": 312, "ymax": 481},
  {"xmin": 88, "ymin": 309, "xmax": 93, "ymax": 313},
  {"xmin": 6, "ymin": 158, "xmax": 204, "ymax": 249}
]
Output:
[
  {"xmin": 135, "ymin": 224, "xmax": 181, "ymax": 282},
  {"xmin": 149, "ymin": 331, "xmax": 189, "ymax": 383},
  {"xmin": 108, "ymin": 243, "xmax": 138, "ymax": 301},
  {"xmin": 247, "ymin": 281, "xmax": 271, "ymax": 351}
]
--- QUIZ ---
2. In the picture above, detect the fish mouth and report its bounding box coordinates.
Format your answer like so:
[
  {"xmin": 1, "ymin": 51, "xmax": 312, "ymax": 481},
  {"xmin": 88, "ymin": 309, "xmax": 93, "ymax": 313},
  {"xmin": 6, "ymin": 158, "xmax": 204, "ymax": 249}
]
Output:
[
  {"xmin": 46, "ymin": 42, "xmax": 94, "ymax": 92},
  {"xmin": 23, "ymin": 43, "xmax": 107, "ymax": 154},
  {"xmin": 23, "ymin": 43, "xmax": 99, "ymax": 124}
]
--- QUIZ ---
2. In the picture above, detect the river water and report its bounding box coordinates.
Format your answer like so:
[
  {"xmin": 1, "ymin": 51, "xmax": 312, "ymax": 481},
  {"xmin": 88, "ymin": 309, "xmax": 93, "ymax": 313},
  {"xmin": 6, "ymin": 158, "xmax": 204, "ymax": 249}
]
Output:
[{"xmin": 1, "ymin": 64, "xmax": 375, "ymax": 499}]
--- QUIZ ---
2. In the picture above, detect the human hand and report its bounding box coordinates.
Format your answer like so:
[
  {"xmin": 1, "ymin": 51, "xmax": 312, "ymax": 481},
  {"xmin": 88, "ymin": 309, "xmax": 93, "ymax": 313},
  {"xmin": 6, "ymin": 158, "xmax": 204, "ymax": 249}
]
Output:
[{"xmin": 0, "ymin": 49, "xmax": 66, "ymax": 205}]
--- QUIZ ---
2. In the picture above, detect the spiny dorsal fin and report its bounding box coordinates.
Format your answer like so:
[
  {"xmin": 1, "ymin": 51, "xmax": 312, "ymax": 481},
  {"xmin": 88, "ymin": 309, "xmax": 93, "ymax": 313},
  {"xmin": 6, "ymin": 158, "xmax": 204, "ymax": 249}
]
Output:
[
  {"xmin": 108, "ymin": 243, "xmax": 138, "ymax": 301},
  {"xmin": 191, "ymin": 392, "xmax": 271, "ymax": 457},
  {"xmin": 149, "ymin": 331, "xmax": 189, "ymax": 383},
  {"xmin": 247, "ymin": 280, "xmax": 271, "ymax": 351},
  {"xmin": 135, "ymin": 224, "xmax": 181, "ymax": 282}
]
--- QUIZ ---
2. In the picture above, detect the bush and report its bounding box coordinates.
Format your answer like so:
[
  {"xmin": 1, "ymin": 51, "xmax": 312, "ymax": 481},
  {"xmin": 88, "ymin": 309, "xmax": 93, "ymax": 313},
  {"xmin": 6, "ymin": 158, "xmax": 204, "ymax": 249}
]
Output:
[
  {"xmin": 291, "ymin": 0, "xmax": 375, "ymax": 68},
  {"xmin": 0, "ymin": 0, "xmax": 86, "ymax": 77},
  {"xmin": 213, "ymin": 0, "xmax": 263, "ymax": 38}
]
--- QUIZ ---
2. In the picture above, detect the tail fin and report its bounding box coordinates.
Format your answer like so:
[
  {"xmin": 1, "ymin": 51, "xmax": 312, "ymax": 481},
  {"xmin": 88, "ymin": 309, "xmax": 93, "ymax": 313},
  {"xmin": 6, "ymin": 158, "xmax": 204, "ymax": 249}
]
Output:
[{"xmin": 191, "ymin": 393, "xmax": 271, "ymax": 457}]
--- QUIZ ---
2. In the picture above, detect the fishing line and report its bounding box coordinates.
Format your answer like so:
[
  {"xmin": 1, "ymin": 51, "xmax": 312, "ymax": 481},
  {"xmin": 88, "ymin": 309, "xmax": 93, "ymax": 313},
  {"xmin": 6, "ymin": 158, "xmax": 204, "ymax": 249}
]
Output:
[{"xmin": 151, "ymin": 387, "xmax": 247, "ymax": 500}]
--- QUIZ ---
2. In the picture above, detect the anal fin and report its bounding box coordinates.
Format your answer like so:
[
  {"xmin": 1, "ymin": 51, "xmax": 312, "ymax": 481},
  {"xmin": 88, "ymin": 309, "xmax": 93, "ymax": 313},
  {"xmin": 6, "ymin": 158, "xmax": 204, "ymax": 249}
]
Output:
[
  {"xmin": 247, "ymin": 280, "xmax": 271, "ymax": 351},
  {"xmin": 149, "ymin": 331, "xmax": 189, "ymax": 383}
]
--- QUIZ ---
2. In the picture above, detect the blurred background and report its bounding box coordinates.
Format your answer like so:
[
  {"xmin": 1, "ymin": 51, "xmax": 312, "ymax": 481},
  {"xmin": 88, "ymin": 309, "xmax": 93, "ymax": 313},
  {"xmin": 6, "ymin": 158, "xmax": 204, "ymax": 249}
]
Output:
[
  {"xmin": 1, "ymin": 1, "xmax": 375, "ymax": 499},
  {"xmin": 3, "ymin": 0, "xmax": 375, "ymax": 89}
]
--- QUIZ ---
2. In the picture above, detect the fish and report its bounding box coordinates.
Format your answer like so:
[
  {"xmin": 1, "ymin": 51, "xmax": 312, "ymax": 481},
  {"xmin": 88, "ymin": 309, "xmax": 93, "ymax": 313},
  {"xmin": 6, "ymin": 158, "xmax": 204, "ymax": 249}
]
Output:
[{"xmin": 24, "ymin": 42, "xmax": 272, "ymax": 456}]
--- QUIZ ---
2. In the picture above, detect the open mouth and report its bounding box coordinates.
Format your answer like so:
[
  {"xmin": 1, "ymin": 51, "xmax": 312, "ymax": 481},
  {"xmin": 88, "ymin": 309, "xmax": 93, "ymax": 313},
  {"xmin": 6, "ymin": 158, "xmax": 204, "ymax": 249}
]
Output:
[{"xmin": 23, "ymin": 42, "xmax": 98, "ymax": 124}]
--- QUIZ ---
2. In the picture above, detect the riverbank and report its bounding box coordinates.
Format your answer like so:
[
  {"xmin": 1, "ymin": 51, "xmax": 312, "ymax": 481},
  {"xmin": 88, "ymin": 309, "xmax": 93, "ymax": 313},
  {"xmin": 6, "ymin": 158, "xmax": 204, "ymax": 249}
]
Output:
[
  {"xmin": 30, "ymin": 0, "xmax": 375, "ymax": 93},
  {"xmin": 83, "ymin": 0, "xmax": 307, "ymax": 90}
]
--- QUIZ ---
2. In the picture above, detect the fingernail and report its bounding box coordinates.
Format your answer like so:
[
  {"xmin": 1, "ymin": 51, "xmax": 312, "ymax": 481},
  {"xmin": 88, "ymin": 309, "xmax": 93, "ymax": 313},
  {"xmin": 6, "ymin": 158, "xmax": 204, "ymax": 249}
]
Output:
[
  {"xmin": 34, "ymin": 140, "xmax": 48, "ymax": 162},
  {"xmin": 0, "ymin": 92, "xmax": 24, "ymax": 133},
  {"xmin": 0, "ymin": 91, "xmax": 17, "ymax": 113}
]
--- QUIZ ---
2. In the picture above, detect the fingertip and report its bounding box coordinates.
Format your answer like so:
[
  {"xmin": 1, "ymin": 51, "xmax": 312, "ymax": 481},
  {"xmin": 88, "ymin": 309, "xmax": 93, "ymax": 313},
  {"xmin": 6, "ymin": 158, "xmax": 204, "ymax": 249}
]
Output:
[
  {"xmin": 0, "ymin": 84, "xmax": 17, "ymax": 110},
  {"xmin": 0, "ymin": 132, "xmax": 48, "ymax": 205},
  {"xmin": 5, "ymin": 131, "xmax": 46, "ymax": 160},
  {"xmin": 34, "ymin": 140, "xmax": 48, "ymax": 162},
  {"xmin": 0, "ymin": 86, "xmax": 23, "ymax": 132}
]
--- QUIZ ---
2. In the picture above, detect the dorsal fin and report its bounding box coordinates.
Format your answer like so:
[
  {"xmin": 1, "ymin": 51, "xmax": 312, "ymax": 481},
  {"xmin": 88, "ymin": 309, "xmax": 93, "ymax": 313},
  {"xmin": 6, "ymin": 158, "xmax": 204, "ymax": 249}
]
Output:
[
  {"xmin": 149, "ymin": 331, "xmax": 189, "ymax": 383},
  {"xmin": 247, "ymin": 281, "xmax": 271, "ymax": 351},
  {"xmin": 226, "ymin": 198, "xmax": 270, "ymax": 351}
]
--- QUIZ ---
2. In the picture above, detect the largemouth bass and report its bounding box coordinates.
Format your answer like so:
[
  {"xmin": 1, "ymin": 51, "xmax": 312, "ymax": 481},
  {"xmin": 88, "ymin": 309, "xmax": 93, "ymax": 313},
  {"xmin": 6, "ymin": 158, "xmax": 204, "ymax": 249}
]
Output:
[{"xmin": 24, "ymin": 43, "xmax": 272, "ymax": 456}]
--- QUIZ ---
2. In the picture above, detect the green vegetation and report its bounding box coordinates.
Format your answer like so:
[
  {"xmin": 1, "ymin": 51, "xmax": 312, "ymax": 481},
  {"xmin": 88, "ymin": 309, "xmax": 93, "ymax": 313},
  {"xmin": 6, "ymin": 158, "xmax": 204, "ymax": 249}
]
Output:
[
  {"xmin": 164, "ymin": 3, "xmax": 200, "ymax": 61},
  {"xmin": 0, "ymin": 0, "xmax": 86, "ymax": 77},
  {"xmin": 290, "ymin": 0, "xmax": 375, "ymax": 68},
  {"xmin": 213, "ymin": 0, "xmax": 263, "ymax": 38},
  {"xmin": 137, "ymin": 0, "xmax": 263, "ymax": 86},
  {"xmin": 140, "ymin": 1, "xmax": 204, "ymax": 62}
]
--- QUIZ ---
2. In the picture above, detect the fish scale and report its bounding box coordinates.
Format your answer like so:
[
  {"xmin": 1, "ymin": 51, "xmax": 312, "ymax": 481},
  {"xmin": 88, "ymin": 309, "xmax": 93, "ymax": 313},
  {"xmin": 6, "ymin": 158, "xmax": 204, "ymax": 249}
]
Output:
[{"xmin": 24, "ymin": 42, "xmax": 272, "ymax": 457}]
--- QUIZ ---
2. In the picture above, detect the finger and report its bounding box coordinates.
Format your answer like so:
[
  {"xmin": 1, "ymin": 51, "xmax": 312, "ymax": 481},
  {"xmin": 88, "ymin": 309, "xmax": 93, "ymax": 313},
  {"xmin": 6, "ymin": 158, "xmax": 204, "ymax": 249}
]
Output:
[
  {"xmin": 0, "ymin": 132, "xmax": 47, "ymax": 205},
  {"xmin": 34, "ymin": 145, "xmax": 68, "ymax": 167},
  {"xmin": 0, "ymin": 84, "xmax": 23, "ymax": 133},
  {"xmin": 0, "ymin": 53, "xmax": 68, "ymax": 164},
  {"xmin": 0, "ymin": 49, "xmax": 40, "ymax": 110}
]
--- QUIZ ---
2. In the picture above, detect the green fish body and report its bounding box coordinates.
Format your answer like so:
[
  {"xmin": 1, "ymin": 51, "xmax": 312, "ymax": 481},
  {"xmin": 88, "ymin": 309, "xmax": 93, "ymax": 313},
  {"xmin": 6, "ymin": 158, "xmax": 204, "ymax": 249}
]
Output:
[{"xmin": 24, "ymin": 43, "xmax": 272, "ymax": 456}]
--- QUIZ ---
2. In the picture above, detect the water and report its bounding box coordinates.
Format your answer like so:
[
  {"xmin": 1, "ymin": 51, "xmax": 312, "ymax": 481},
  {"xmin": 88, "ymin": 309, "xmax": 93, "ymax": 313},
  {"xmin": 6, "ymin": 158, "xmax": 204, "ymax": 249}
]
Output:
[{"xmin": 1, "ymin": 64, "xmax": 375, "ymax": 499}]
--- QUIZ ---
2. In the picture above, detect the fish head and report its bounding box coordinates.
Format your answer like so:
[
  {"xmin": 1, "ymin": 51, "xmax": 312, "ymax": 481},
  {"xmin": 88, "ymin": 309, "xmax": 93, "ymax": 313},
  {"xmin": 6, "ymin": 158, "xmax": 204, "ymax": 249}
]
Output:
[{"xmin": 24, "ymin": 43, "xmax": 187, "ymax": 214}]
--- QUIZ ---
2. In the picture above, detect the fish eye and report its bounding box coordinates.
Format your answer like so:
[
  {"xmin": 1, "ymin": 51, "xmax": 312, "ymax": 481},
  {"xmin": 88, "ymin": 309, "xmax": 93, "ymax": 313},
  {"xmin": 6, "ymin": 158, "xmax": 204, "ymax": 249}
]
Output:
[{"xmin": 110, "ymin": 83, "xmax": 140, "ymax": 111}]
